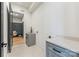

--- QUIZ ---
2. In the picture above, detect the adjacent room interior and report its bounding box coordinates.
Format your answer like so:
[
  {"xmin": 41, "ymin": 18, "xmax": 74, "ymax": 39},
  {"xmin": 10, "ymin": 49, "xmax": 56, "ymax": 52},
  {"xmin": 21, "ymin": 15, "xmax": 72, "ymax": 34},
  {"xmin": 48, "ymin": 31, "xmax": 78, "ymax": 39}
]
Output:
[{"xmin": 12, "ymin": 11, "xmax": 24, "ymax": 46}]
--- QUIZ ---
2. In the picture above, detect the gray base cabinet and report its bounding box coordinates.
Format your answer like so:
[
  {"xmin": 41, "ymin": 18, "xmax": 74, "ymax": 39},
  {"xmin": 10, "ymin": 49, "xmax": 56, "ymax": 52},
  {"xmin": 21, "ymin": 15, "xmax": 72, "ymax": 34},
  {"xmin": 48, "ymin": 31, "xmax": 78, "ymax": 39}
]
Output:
[
  {"xmin": 46, "ymin": 41, "xmax": 79, "ymax": 57},
  {"xmin": 26, "ymin": 33, "xmax": 36, "ymax": 47}
]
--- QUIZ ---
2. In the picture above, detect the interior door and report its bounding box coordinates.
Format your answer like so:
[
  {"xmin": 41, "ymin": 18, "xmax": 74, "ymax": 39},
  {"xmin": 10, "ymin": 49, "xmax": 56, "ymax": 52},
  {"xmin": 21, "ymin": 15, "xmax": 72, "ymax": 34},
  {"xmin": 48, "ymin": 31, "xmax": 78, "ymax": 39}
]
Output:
[
  {"xmin": 0, "ymin": 2, "xmax": 3, "ymax": 57},
  {"xmin": 0, "ymin": 2, "xmax": 7, "ymax": 57}
]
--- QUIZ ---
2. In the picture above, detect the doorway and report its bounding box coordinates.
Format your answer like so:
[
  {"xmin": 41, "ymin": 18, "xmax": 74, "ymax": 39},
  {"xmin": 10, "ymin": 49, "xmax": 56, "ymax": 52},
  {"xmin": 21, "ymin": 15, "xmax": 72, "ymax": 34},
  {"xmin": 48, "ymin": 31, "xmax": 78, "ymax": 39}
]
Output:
[
  {"xmin": 7, "ymin": 3, "xmax": 24, "ymax": 53},
  {"xmin": 12, "ymin": 11, "xmax": 24, "ymax": 47}
]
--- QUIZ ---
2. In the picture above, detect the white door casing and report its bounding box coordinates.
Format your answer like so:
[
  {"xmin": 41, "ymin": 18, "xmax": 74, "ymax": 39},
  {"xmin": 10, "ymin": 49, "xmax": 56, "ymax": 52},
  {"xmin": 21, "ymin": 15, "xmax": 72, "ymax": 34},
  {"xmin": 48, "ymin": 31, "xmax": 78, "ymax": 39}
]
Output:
[{"xmin": 3, "ymin": 2, "xmax": 8, "ymax": 57}]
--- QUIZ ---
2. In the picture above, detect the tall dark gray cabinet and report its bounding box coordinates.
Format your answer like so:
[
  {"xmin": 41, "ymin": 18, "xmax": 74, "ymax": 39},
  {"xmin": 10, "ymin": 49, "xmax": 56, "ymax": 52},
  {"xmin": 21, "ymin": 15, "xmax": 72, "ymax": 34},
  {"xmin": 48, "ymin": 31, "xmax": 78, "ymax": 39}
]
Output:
[{"xmin": 26, "ymin": 33, "xmax": 36, "ymax": 47}]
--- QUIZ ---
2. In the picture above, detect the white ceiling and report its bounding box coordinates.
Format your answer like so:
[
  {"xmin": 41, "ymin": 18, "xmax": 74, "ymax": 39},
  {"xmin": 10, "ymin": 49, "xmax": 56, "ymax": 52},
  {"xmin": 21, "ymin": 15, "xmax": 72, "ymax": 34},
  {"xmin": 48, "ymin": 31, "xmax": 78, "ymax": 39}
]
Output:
[
  {"xmin": 11, "ymin": 2, "xmax": 32, "ymax": 9},
  {"xmin": 11, "ymin": 2, "xmax": 42, "ymax": 13}
]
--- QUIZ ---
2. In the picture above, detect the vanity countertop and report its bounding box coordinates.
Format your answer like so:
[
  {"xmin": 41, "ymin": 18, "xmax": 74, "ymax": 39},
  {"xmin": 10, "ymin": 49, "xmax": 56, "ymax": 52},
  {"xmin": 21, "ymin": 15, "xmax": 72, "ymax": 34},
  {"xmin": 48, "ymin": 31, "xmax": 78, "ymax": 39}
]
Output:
[{"xmin": 46, "ymin": 37, "xmax": 79, "ymax": 53}]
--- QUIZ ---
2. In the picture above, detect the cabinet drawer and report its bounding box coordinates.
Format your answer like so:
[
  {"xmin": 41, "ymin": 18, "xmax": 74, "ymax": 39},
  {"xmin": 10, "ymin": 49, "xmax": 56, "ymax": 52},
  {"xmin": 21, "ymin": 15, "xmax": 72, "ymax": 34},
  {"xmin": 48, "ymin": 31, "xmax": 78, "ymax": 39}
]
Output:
[
  {"xmin": 47, "ymin": 49, "xmax": 61, "ymax": 57},
  {"xmin": 46, "ymin": 41, "xmax": 65, "ymax": 53},
  {"xmin": 46, "ymin": 41, "xmax": 79, "ymax": 57}
]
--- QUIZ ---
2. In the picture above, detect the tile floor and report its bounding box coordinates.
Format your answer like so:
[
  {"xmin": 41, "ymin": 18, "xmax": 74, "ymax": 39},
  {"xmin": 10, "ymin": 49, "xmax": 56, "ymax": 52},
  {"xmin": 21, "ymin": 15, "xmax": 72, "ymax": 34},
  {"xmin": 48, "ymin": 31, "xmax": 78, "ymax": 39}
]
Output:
[{"xmin": 8, "ymin": 44, "xmax": 44, "ymax": 57}]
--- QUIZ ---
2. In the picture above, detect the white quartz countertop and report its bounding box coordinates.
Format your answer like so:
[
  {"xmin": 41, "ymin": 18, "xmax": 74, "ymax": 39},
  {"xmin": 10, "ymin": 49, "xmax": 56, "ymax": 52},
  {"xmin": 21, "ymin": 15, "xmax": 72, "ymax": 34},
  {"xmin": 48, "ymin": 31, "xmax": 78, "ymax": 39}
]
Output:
[{"xmin": 46, "ymin": 37, "xmax": 79, "ymax": 53}]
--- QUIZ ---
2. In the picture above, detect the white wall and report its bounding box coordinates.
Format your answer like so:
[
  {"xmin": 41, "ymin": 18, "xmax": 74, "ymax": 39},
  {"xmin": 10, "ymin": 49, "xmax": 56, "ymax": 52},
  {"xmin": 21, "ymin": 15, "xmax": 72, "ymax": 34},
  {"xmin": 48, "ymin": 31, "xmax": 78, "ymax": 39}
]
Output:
[
  {"xmin": 11, "ymin": 4, "xmax": 31, "ymax": 40},
  {"xmin": 32, "ymin": 2, "xmax": 79, "ymax": 56}
]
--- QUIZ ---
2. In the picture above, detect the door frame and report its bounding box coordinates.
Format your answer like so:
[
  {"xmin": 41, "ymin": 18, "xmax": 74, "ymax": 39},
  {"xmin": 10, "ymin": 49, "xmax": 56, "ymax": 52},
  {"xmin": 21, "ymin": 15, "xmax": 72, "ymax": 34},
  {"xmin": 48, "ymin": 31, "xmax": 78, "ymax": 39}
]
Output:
[{"xmin": 7, "ymin": 3, "xmax": 13, "ymax": 53}]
